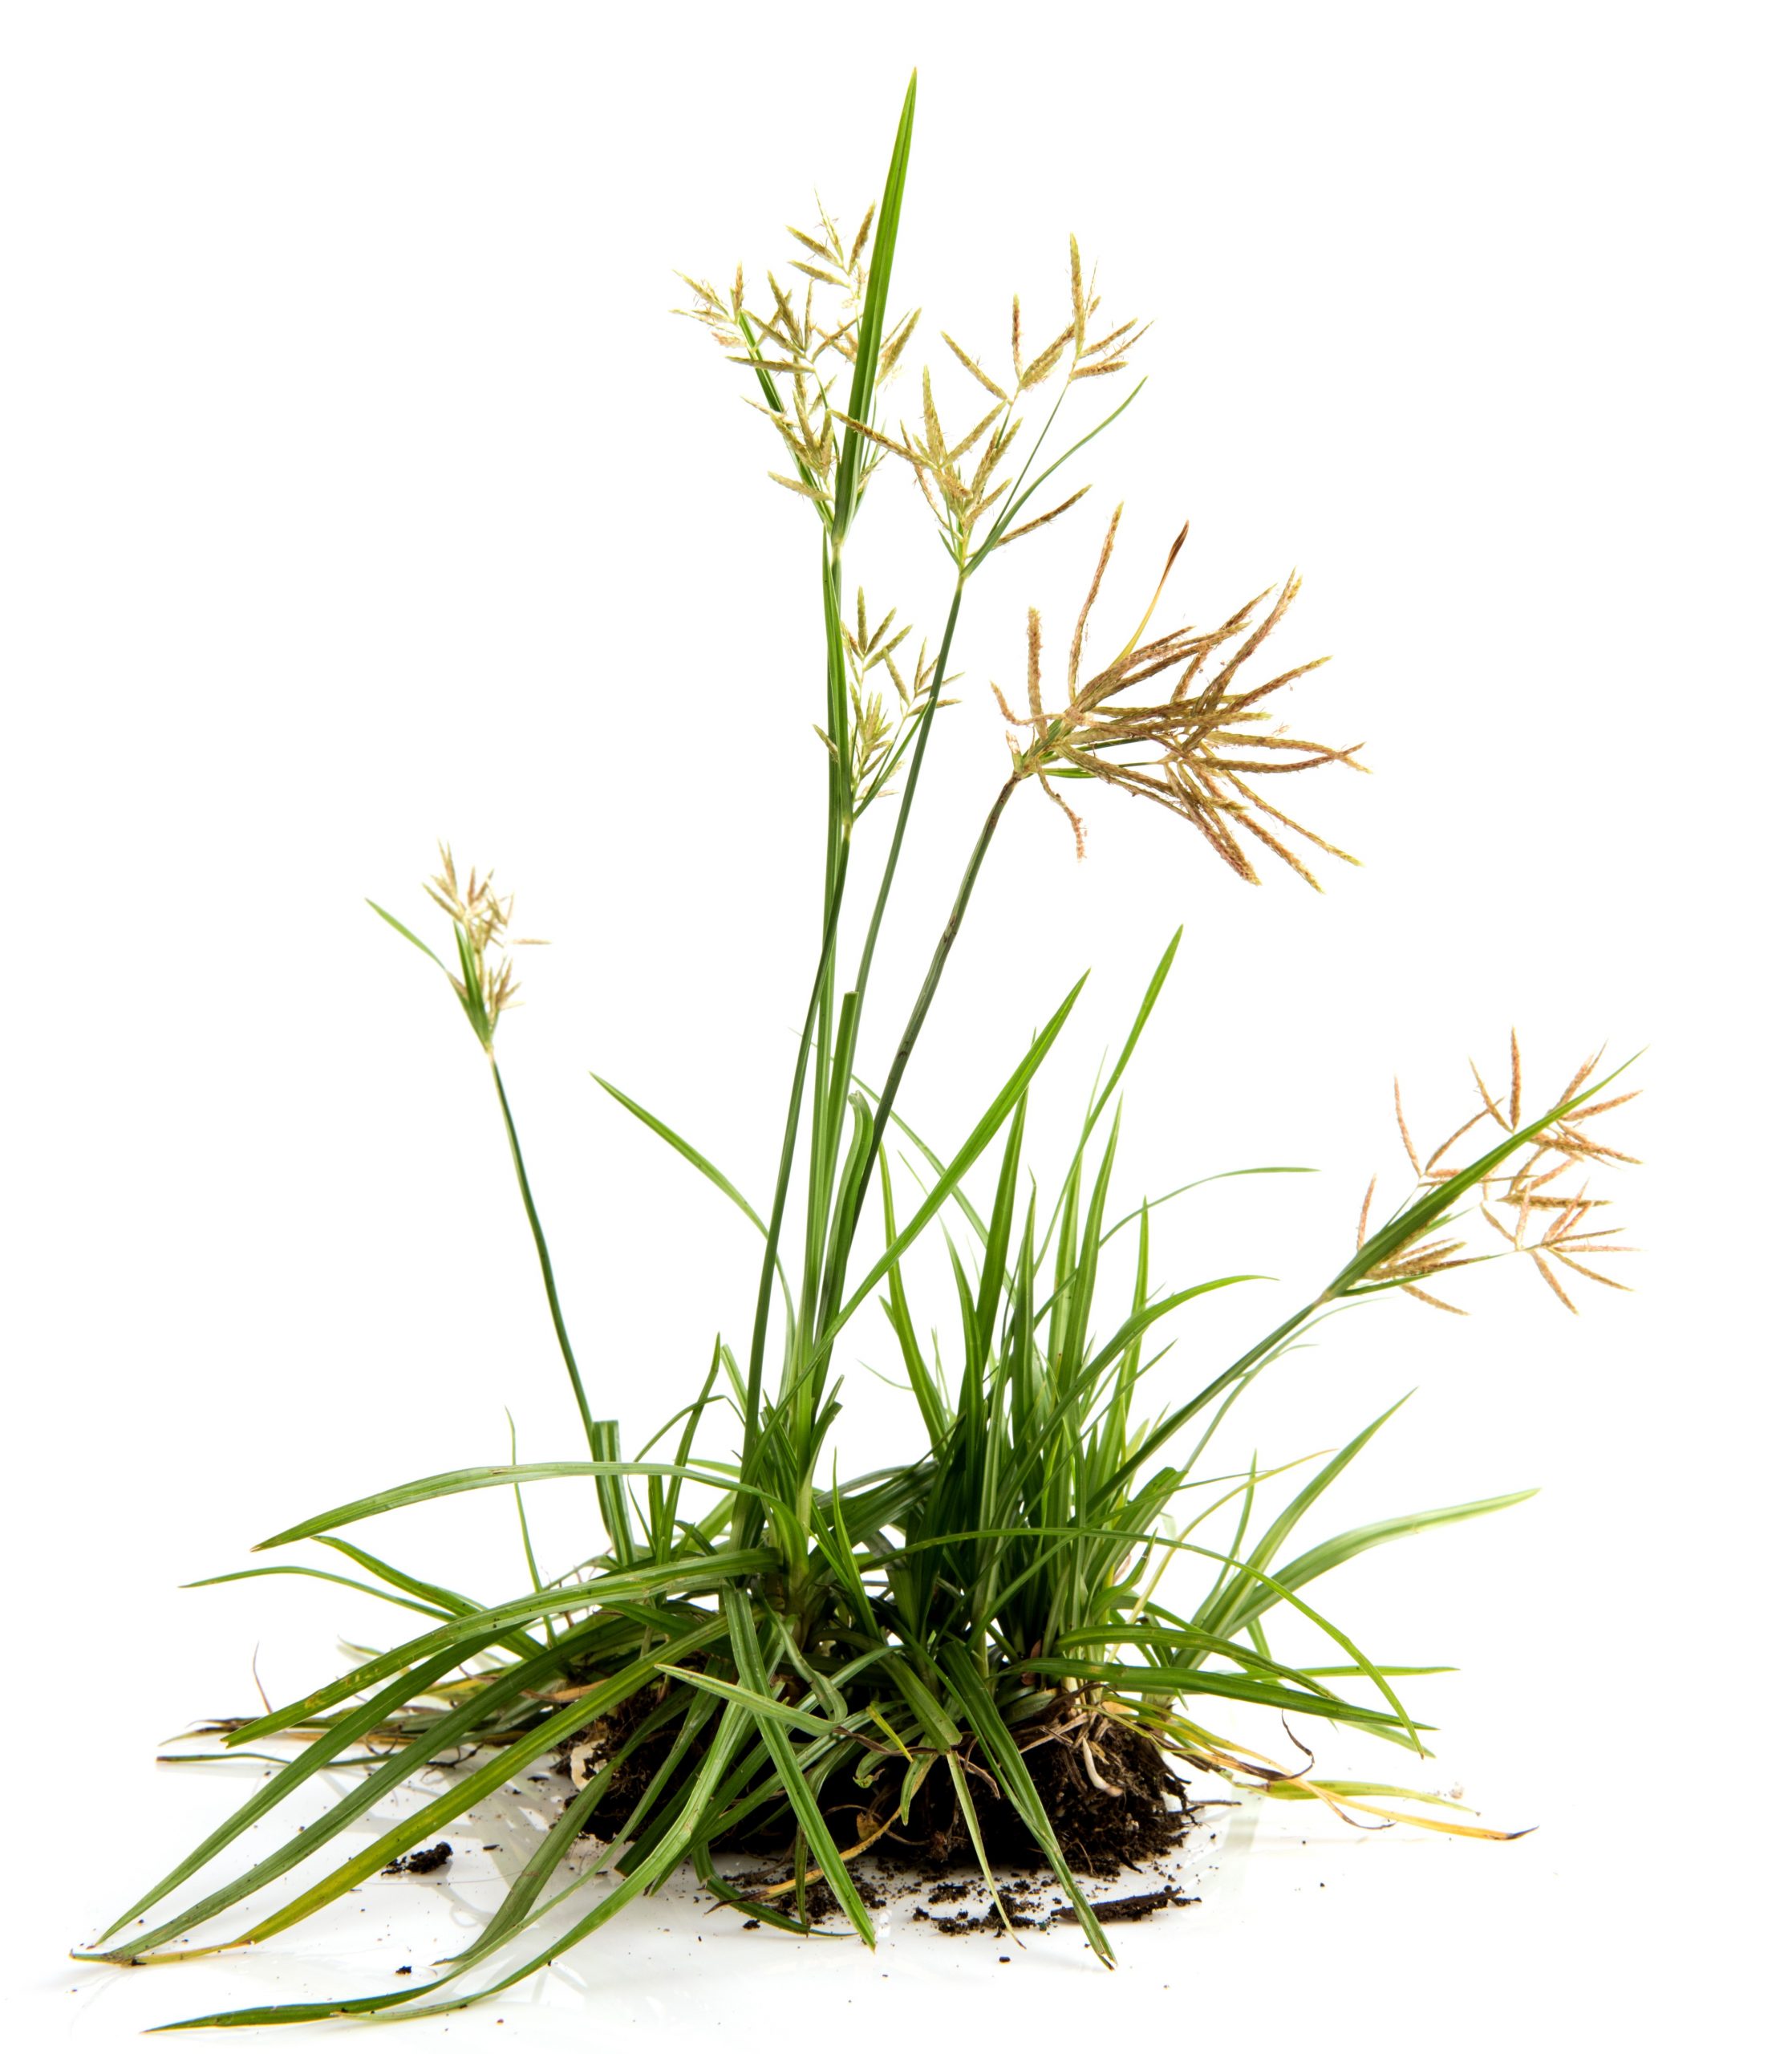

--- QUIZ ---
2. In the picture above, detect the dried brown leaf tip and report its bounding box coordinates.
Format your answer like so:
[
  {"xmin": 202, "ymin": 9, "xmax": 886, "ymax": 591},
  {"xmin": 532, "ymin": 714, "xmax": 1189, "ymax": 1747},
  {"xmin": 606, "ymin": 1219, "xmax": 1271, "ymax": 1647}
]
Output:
[
  {"xmin": 991, "ymin": 508, "xmax": 1362, "ymax": 879},
  {"xmin": 678, "ymin": 197, "xmax": 918, "ymax": 515},
  {"xmin": 1370, "ymin": 1037, "xmax": 1640, "ymax": 1313},
  {"xmin": 425, "ymin": 843, "xmax": 544, "ymax": 1049}
]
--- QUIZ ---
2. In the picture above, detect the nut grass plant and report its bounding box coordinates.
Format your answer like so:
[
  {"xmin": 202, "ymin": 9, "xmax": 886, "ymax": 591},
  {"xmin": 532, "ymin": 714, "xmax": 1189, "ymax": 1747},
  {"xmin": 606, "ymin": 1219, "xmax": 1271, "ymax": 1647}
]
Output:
[{"xmin": 76, "ymin": 75, "xmax": 1641, "ymax": 2028}]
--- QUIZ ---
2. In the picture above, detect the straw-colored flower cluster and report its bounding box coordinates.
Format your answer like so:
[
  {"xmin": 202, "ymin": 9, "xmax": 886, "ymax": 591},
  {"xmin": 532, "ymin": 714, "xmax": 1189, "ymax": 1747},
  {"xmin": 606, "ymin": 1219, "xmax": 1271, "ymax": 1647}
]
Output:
[
  {"xmin": 679, "ymin": 201, "xmax": 918, "ymax": 515},
  {"xmin": 991, "ymin": 508, "xmax": 1363, "ymax": 881},
  {"xmin": 845, "ymin": 235, "xmax": 1141, "ymax": 564},
  {"xmin": 424, "ymin": 843, "xmax": 542, "ymax": 1047},
  {"xmin": 1360, "ymin": 1034, "xmax": 1640, "ymax": 1313},
  {"xmin": 821, "ymin": 587, "xmax": 952, "ymax": 813}
]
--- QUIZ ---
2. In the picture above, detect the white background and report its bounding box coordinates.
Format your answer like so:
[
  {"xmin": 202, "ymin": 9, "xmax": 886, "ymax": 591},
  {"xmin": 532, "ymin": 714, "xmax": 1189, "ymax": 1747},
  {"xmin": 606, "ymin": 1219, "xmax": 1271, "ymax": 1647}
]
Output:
[{"xmin": 4, "ymin": 2, "xmax": 1786, "ymax": 2045}]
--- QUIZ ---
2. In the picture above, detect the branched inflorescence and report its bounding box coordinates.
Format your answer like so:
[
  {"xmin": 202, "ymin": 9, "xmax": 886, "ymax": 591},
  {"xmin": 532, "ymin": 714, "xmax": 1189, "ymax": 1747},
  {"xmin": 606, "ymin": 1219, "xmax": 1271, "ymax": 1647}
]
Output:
[
  {"xmin": 679, "ymin": 198, "xmax": 918, "ymax": 519},
  {"xmin": 845, "ymin": 233, "xmax": 1140, "ymax": 566},
  {"xmin": 423, "ymin": 843, "xmax": 543, "ymax": 1049},
  {"xmin": 1360, "ymin": 1033, "xmax": 1640, "ymax": 1313},
  {"xmin": 820, "ymin": 588, "xmax": 955, "ymax": 811},
  {"xmin": 991, "ymin": 508, "xmax": 1364, "ymax": 879}
]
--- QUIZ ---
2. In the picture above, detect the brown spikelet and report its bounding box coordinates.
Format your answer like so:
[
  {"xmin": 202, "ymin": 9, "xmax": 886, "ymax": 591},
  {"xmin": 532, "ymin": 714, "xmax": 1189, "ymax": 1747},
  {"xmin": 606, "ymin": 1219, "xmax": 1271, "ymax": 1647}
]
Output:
[
  {"xmin": 1424, "ymin": 1106, "xmax": 1490, "ymax": 1178},
  {"xmin": 1041, "ymin": 775, "xmax": 1088, "ymax": 859},
  {"xmin": 988, "ymin": 523, "xmax": 1356, "ymax": 883},
  {"xmin": 1372, "ymin": 1037, "xmax": 1640, "ymax": 1314},
  {"xmin": 1531, "ymin": 1250, "xmax": 1579, "ymax": 1313},
  {"xmin": 992, "ymin": 485, "xmax": 1092, "ymax": 550},
  {"xmin": 1069, "ymin": 233, "xmax": 1087, "ymax": 354},
  {"xmin": 919, "ymin": 366, "xmax": 946, "ymax": 465},
  {"xmin": 1470, "ymin": 1058, "xmax": 1511, "ymax": 1132},
  {"xmin": 849, "ymin": 203, "xmax": 875, "ymax": 271},
  {"xmin": 1026, "ymin": 607, "xmax": 1044, "ymax": 727},
  {"xmin": 991, "ymin": 680, "xmax": 1027, "ymax": 727},
  {"xmin": 942, "ymin": 331, "xmax": 1011, "ymax": 402},
  {"xmin": 1401, "ymin": 1284, "xmax": 1470, "ymax": 1316},
  {"xmin": 1394, "ymin": 1080, "xmax": 1422, "ymax": 1177},
  {"xmin": 1069, "ymin": 506, "xmax": 1124, "ymax": 692}
]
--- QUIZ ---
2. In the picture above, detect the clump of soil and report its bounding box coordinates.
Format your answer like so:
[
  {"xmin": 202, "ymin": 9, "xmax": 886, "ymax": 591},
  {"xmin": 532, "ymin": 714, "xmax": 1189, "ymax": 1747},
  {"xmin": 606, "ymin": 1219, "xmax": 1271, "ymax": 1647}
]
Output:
[
  {"xmin": 382, "ymin": 1841, "xmax": 453, "ymax": 1876},
  {"xmin": 1066, "ymin": 1886, "xmax": 1191, "ymax": 1924},
  {"xmin": 559, "ymin": 1692, "xmax": 694, "ymax": 1846},
  {"xmin": 882, "ymin": 1708, "xmax": 1190, "ymax": 1877},
  {"xmin": 559, "ymin": 1689, "xmax": 1197, "ymax": 1927}
]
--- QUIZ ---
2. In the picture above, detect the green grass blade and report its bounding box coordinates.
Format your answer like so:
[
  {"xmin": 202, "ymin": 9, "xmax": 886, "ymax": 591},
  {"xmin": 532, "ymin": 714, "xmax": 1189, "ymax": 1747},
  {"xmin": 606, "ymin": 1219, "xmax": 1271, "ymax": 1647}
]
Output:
[
  {"xmin": 1225, "ymin": 1490, "xmax": 1539, "ymax": 1636},
  {"xmin": 722, "ymin": 1588, "xmax": 876, "ymax": 1944},
  {"xmin": 180, "ymin": 1564, "xmax": 455, "ymax": 1621},
  {"xmin": 222, "ymin": 1551, "xmax": 774, "ymax": 1747},
  {"xmin": 935, "ymin": 1643, "xmax": 1113, "ymax": 1964},
  {"xmin": 818, "ymin": 971, "xmax": 1087, "ymax": 1351},
  {"xmin": 1016, "ymin": 1658, "xmax": 1401, "ymax": 1731},
  {"xmin": 655, "ymin": 1663, "xmax": 849, "ymax": 1739},
  {"xmin": 254, "ymin": 1461, "xmax": 768, "ymax": 1551},
  {"xmin": 1202, "ymin": 1395, "xmax": 1411, "ymax": 1640},
  {"xmin": 365, "ymin": 899, "xmax": 448, "ymax": 975},
  {"xmin": 223, "ymin": 1619, "xmax": 726, "ymax": 1952},
  {"xmin": 156, "ymin": 1703, "xmax": 757, "ymax": 2029},
  {"xmin": 90, "ymin": 1623, "xmax": 541, "ymax": 1948},
  {"xmin": 832, "ymin": 73, "xmax": 916, "ymax": 538},
  {"xmin": 594, "ymin": 1075, "xmax": 765, "ymax": 1227}
]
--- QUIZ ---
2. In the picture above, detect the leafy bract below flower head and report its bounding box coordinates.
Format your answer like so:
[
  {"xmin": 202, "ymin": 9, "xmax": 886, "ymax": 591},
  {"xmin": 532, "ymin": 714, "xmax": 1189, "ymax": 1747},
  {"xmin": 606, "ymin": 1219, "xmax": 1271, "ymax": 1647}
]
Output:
[
  {"xmin": 991, "ymin": 505, "xmax": 1365, "ymax": 882},
  {"xmin": 424, "ymin": 843, "xmax": 543, "ymax": 1051}
]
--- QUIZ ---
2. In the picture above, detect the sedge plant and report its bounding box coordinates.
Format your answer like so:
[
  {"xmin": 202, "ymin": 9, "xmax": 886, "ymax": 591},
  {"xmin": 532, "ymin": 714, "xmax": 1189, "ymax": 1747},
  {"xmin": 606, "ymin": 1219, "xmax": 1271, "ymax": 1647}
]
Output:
[{"xmin": 76, "ymin": 75, "xmax": 1640, "ymax": 2028}]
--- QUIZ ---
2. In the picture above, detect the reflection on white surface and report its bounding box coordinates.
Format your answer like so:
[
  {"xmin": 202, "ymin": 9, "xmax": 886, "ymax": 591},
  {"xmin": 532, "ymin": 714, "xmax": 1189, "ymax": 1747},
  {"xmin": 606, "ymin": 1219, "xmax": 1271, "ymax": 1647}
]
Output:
[{"xmin": 55, "ymin": 1752, "xmax": 1259, "ymax": 2041}]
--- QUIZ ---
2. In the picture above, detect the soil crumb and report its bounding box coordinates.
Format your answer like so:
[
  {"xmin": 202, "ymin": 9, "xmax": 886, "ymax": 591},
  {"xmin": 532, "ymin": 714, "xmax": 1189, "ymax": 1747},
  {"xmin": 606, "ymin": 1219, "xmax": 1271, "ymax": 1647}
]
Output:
[
  {"xmin": 382, "ymin": 1841, "xmax": 452, "ymax": 1877},
  {"xmin": 1063, "ymin": 1886, "xmax": 1193, "ymax": 1924}
]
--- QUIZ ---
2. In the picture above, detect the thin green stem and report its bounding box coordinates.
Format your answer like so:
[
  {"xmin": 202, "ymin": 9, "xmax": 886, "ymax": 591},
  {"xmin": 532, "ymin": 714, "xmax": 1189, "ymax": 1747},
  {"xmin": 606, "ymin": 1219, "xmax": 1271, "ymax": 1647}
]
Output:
[
  {"xmin": 819, "ymin": 771, "xmax": 1021, "ymax": 1340},
  {"xmin": 801, "ymin": 540, "xmax": 852, "ymax": 1344},
  {"xmin": 489, "ymin": 1056, "xmax": 599, "ymax": 1466},
  {"xmin": 735, "ymin": 855, "xmax": 852, "ymax": 1548},
  {"xmin": 848, "ymin": 576, "xmax": 966, "ymax": 1008},
  {"xmin": 802, "ymin": 577, "xmax": 970, "ymax": 1348}
]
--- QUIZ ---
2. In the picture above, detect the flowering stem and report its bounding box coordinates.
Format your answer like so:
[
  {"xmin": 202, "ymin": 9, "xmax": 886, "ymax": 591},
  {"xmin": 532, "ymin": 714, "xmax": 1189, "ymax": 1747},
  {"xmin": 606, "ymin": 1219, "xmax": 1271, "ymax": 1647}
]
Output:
[
  {"xmin": 818, "ymin": 769, "xmax": 1021, "ymax": 1337},
  {"xmin": 489, "ymin": 1054, "xmax": 601, "ymax": 1471},
  {"xmin": 735, "ymin": 852, "xmax": 851, "ymax": 1548}
]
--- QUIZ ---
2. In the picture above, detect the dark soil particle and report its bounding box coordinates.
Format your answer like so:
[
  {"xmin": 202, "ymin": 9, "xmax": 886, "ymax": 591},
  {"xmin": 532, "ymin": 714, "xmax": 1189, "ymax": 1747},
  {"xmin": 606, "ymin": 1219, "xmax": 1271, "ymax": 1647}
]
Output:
[
  {"xmin": 381, "ymin": 1841, "xmax": 452, "ymax": 1877},
  {"xmin": 1066, "ymin": 1886, "xmax": 1194, "ymax": 1925}
]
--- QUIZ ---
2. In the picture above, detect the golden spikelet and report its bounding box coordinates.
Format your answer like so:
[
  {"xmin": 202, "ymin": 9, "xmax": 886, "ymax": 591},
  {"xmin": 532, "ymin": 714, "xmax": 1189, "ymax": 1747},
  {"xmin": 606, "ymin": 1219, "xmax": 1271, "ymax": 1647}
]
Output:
[
  {"xmin": 679, "ymin": 192, "xmax": 921, "ymax": 516},
  {"xmin": 424, "ymin": 844, "xmax": 544, "ymax": 1045}
]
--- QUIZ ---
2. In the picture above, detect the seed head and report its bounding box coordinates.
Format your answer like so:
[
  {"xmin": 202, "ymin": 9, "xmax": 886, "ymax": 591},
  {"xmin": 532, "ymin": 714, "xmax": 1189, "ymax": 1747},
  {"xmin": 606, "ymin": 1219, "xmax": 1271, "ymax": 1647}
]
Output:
[
  {"xmin": 994, "ymin": 511, "xmax": 1362, "ymax": 880},
  {"xmin": 1368, "ymin": 1036, "xmax": 1640, "ymax": 1313},
  {"xmin": 424, "ymin": 844, "xmax": 544, "ymax": 1050}
]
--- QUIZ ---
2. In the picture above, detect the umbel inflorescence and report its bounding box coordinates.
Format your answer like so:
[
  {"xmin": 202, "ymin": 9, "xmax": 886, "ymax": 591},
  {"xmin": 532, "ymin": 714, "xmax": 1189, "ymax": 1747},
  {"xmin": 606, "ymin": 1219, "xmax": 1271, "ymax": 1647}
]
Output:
[{"xmin": 77, "ymin": 75, "xmax": 1640, "ymax": 2032}]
